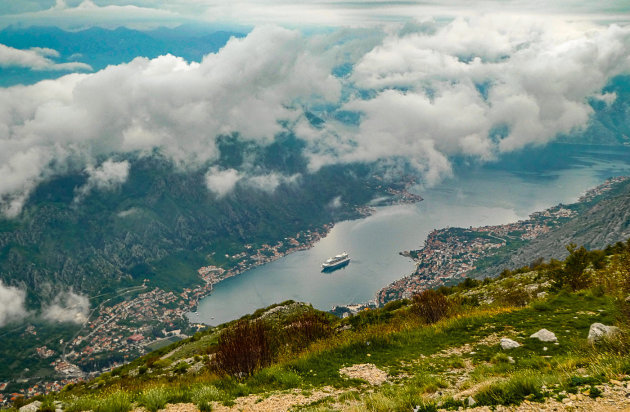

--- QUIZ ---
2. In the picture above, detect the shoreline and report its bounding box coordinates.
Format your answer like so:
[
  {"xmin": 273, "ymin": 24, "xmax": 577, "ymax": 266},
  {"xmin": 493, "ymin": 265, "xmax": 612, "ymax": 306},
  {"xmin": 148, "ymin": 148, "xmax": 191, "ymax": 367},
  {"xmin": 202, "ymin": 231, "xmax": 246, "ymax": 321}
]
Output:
[
  {"xmin": 375, "ymin": 176, "xmax": 630, "ymax": 306},
  {"xmin": 188, "ymin": 186, "xmax": 423, "ymax": 324}
]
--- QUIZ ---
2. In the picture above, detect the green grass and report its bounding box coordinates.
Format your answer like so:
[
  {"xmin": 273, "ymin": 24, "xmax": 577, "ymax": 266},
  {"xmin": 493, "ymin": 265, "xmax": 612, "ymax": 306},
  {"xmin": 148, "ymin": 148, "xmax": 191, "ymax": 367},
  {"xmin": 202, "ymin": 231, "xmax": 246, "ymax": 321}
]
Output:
[{"xmin": 42, "ymin": 262, "xmax": 630, "ymax": 412}]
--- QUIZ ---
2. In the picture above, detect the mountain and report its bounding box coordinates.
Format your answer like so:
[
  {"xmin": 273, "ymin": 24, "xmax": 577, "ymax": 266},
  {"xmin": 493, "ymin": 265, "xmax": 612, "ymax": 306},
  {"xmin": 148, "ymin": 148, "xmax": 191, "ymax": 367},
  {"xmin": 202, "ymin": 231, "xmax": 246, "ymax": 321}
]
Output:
[
  {"xmin": 0, "ymin": 25, "xmax": 245, "ymax": 86},
  {"xmin": 476, "ymin": 176, "xmax": 630, "ymax": 277},
  {"xmin": 9, "ymin": 238, "xmax": 630, "ymax": 411}
]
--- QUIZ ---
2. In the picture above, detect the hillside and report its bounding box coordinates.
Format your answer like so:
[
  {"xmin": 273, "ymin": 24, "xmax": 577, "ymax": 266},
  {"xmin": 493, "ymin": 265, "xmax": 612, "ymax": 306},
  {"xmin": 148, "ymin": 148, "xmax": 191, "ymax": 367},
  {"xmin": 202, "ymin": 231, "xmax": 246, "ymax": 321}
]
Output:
[{"xmin": 9, "ymin": 239, "xmax": 630, "ymax": 411}]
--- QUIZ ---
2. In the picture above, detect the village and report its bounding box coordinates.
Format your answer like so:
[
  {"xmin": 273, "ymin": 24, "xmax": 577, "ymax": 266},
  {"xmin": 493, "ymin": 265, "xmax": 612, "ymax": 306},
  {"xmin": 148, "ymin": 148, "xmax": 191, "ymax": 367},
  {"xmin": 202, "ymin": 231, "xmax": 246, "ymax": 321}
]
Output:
[{"xmin": 377, "ymin": 176, "xmax": 629, "ymax": 305}]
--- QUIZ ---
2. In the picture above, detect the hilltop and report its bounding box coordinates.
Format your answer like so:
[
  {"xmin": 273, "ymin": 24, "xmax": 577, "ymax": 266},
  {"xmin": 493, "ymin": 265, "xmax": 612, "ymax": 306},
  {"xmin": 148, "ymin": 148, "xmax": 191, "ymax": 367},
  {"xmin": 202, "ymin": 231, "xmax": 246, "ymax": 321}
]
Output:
[{"xmin": 9, "ymin": 237, "xmax": 630, "ymax": 411}]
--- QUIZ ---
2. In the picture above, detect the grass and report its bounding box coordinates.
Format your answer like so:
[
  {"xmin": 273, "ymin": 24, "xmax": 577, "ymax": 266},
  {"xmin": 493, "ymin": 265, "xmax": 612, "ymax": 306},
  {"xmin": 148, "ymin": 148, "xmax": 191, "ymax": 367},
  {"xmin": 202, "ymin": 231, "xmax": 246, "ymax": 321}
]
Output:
[{"xmin": 28, "ymin": 254, "xmax": 630, "ymax": 412}]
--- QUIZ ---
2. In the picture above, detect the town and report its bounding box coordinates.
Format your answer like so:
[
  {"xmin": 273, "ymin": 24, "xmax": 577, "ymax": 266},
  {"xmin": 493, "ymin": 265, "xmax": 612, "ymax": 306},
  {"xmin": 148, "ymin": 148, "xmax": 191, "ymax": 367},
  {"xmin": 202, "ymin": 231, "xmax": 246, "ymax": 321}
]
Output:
[{"xmin": 377, "ymin": 176, "xmax": 629, "ymax": 305}]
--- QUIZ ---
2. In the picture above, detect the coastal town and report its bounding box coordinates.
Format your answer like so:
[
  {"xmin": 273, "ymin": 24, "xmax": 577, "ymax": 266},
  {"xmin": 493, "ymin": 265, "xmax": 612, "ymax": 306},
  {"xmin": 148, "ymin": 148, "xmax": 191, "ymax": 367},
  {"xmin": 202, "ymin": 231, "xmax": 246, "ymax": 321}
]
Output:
[
  {"xmin": 0, "ymin": 224, "xmax": 335, "ymax": 406},
  {"xmin": 377, "ymin": 176, "xmax": 629, "ymax": 305}
]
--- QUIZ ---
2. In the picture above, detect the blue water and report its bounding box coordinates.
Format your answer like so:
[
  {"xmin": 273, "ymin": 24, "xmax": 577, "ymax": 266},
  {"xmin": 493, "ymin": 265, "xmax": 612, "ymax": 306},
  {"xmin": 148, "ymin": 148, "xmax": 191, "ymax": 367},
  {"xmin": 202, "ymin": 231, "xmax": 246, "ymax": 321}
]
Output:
[{"xmin": 190, "ymin": 144, "xmax": 630, "ymax": 325}]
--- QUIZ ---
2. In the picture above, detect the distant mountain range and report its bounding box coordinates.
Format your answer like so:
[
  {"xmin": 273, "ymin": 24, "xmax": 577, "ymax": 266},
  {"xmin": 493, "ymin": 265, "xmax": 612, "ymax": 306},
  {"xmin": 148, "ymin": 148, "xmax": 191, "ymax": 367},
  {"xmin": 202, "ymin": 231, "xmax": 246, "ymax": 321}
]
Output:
[{"xmin": 0, "ymin": 25, "xmax": 246, "ymax": 86}]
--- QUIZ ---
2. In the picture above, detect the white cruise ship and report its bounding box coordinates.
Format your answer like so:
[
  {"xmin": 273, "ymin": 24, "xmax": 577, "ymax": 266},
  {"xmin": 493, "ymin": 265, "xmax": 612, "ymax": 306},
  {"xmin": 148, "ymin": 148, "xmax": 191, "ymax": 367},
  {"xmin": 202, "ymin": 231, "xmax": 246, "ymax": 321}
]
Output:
[{"xmin": 321, "ymin": 252, "xmax": 350, "ymax": 271}]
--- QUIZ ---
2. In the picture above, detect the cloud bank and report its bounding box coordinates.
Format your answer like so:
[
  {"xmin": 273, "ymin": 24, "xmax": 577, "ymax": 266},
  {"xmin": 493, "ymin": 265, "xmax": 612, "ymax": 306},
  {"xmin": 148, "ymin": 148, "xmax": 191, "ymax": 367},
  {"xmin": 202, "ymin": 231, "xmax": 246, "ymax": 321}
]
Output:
[
  {"xmin": 42, "ymin": 289, "xmax": 90, "ymax": 324},
  {"xmin": 0, "ymin": 280, "xmax": 28, "ymax": 327},
  {"xmin": 0, "ymin": 18, "xmax": 629, "ymax": 214},
  {"xmin": 0, "ymin": 25, "xmax": 339, "ymax": 214},
  {"xmin": 0, "ymin": 43, "xmax": 92, "ymax": 71},
  {"xmin": 299, "ymin": 17, "xmax": 630, "ymax": 183}
]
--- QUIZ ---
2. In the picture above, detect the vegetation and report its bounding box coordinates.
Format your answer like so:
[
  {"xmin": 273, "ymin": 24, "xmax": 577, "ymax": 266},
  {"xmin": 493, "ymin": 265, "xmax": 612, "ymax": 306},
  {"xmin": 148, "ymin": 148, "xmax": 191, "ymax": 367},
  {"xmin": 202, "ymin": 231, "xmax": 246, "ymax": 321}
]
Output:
[{"xmin": 9, "ymin": 238, "xmax": 630, "ymax": 411}]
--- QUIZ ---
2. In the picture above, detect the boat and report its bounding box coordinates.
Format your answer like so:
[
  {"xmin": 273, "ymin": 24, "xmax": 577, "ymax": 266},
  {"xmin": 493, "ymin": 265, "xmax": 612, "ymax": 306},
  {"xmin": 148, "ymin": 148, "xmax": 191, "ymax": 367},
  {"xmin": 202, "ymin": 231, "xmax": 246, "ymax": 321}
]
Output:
[{"xmin": 321, "ymin": 252, "xmax": 350, "ymax": 271}]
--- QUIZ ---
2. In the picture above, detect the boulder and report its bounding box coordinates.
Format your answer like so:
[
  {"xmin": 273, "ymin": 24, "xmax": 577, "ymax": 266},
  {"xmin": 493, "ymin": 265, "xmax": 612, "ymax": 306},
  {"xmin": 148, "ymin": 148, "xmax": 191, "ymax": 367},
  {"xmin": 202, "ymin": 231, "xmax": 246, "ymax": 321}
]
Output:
[
  {"xmin": 530, "ymin": 328, "xmax": 558, "ymax": 342},
  {"xmin": 588, "ymin": 323, "xmax": 620, "ymax": 343},
  {"xmin": 500, "ymin": 338, "xmax": 521, "ymax": 350},
  {"xmin": 19, "ymin": 401, "xmax": 41, "ymax": 412}
]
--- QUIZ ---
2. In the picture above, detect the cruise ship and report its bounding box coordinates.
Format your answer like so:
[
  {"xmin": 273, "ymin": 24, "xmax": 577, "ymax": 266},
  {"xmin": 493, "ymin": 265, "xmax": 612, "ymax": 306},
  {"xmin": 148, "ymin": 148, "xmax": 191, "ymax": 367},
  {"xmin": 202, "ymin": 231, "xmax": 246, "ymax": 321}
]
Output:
[{"xmin": 321, "ymin": 252, "xmax": 350, "ymax": 271}]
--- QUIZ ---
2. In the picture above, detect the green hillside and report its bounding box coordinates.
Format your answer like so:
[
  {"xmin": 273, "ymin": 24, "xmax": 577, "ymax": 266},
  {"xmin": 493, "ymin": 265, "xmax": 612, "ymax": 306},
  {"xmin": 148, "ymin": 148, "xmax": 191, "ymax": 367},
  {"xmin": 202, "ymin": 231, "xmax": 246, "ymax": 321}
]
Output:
[{"xmin": 13, "ymin": 239, "xmax": 630, "ymax": 411}]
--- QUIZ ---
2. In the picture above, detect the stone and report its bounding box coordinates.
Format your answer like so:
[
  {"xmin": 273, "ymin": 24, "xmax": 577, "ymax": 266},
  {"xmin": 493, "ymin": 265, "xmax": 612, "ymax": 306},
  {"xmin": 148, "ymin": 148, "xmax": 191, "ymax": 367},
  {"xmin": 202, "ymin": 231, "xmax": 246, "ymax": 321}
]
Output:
[
  {"xmin": 500, "ymin": 338, "xmax": 520, "ymax": 350},
  {"xmin": 19, "ymin": 401, "xmax": 42, "ymax": 412},
  {"xmin": 467, "ymin": 396, "xmax": 476, "ymax": 407},
  {"xmin": 588, "ymin": 323, "xmax": 621, "ymax": 343},
  {"xmin": 537, "ymin": 291, "xmax": 548, "ymax": 299},
  {"xmin": 530, "ymin": 328, "xmax": 558, "ymax": 342}
]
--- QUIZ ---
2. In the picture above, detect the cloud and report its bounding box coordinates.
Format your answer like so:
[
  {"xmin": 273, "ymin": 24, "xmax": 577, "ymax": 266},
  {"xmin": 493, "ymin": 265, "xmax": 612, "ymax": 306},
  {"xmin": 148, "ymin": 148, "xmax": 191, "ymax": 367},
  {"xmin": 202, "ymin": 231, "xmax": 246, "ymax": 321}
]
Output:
[
  {"xmin": 0, "ymin": 280, "xmax": 28, "ymax": 327},
  {"xmin": 1, "ymin": 1, "xmax": 629, "ymax": 29},
  {"xmin": 41, "ymin": 289, "xmax": 90, "ymax": 324},
  {"xmin": 1, "ymin": 18, "xmax": 630, "ymax": 213},
  {"xmin": 205, "ymin": 167, "xmax": 242, "ymax": 197},
  {"xmin": 0, "ymin": 43, "xmax": 92, "ymax": 71},
  {"xmin": 297, "ymin": 17, "xmax": 630, "ymax": 183},
  {"xmin": 74, "ymin": 159, "xmax": 130, "ymax": 202},
  {"xmin": 0, "ymin": 26, "xmax": 340, "ymax": 215},
  {"xmin": 244, "ymin": 172, "xmax": 301, "ymax": 192}
]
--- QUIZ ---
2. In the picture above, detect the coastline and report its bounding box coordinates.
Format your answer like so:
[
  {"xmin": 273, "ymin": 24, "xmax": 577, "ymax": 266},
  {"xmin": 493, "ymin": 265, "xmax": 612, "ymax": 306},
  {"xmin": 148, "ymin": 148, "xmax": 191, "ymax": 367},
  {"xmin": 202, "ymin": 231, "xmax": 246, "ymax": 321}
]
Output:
[
  {"xmin": 376, "ymin": 176, "xmax": 629, "ymax": 306},
  {"xmin": 188, "ymin": 186, "xmax": 424, "ymax": 323}
]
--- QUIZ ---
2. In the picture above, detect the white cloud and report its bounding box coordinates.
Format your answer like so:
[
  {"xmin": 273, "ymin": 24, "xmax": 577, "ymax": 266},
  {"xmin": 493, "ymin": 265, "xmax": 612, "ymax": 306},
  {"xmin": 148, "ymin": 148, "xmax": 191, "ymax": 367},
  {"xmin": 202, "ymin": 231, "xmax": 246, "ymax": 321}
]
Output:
[
  {"xmin": 328, "ymin": 195, "xmax": 342, "ymax": 209},
  {"xmin": 74, "ymin": 159, "xmax": 130, "ymax": 202},
  {"xmin": 0, "ymin": 43, "xmax": 92, "ymax": 71},
  {"xmin": 298, "ymin": 17, "xmax": 630, "ymax": 183},
  {"xmin": 244, "ymin": 172, "xmax": 301, "ymax": 192},
  {"xmin": 0, "ymin": 280, "xmax": 28, "ymax": 327},
  {"xmin": 1, "ymin": 17, "xmax": 629, "ymax": 211},
  {"xmin": 42, "ymin": 289, "xmax": 90, "ymax": 324},
  {"xmin": 0, "ymin": 26, "xmax": 340, "ymax": 215},
  {"xmin": 593, "ymin": 92, "xmax": 617, "ymax": 105},
  {"xmin": 205, "ymin": 167, "xmax": 242, "ymax": 197}
]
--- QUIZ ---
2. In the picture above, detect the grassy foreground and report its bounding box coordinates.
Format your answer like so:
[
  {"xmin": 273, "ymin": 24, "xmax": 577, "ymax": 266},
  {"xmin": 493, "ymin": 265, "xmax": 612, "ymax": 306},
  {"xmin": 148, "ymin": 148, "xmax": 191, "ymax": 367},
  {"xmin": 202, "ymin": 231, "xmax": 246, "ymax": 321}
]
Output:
[{"xmin": 11, "ymin": 242, "xmax": 630, "ymax": 411}]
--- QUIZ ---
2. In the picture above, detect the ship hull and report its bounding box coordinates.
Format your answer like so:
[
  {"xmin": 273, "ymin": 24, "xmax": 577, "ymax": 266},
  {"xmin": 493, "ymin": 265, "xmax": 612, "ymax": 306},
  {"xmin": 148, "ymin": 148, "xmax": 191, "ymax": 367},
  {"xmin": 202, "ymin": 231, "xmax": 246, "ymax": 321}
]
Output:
[{"xmin": 321, "ymin": 258, "xmax": 350, "ymax": 272}]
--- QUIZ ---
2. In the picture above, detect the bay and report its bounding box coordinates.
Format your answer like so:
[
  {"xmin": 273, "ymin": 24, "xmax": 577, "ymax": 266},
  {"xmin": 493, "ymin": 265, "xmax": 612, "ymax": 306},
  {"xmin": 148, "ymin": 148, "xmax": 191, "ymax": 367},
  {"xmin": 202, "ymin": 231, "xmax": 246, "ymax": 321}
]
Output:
[{"xmin": 190, "ymin": 144, "xmax": 630, "ymax": 326}]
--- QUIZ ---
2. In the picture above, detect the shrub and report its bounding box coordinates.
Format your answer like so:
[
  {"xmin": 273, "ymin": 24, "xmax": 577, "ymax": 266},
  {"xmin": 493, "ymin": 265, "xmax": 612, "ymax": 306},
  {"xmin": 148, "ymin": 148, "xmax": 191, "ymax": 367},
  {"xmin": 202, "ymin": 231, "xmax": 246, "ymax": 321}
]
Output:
[
  {"xmin": 214, "ymin": 320, "xmax": 274, "ymax": 376},
  {"xmin": 95, "ymin": 391, "xmax": 132, "ymax": 412},
  {"xmin": 139, "ymin": 387, "xmax": 169, "ymax": 412},
  {"xmin": 498, "ymin": 286, "xmax": 530, "ymax": 307},
  {"xmin": 37, "ymin": 399, "xmax": 55, "ymax": 412},
  {"xmin": 191, "ymin": 385, "xmax": 224, "ymax": 411},
  {"xmin": 475, "ymin": 373, "xmax": 542, "ymax": 406},
  {"xmin": 412, "ymin": 290, "xmax": 451, "ymax": 324},
  {"xmin": 283, "ymin": 311, "xmax": 333, "ymax": 351},
  {"xmin": 64, "ymin": 396, "xmax": 99, "ymax": 412}
]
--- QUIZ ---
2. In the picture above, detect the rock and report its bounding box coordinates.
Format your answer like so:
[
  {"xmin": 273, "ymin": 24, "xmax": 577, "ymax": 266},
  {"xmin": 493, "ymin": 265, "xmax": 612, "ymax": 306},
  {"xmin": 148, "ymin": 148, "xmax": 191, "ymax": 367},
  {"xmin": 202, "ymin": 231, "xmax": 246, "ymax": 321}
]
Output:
[
  {"xmin": 530, "ymin": 328, "xmax": 558, "ymax": 342},
  {"xmin": 19, "ymin": 401, "xmax": 42, "ymax": 412},
  {"xmin": 537, "ymin": 291, "xmax": 548, "ymax": 299},
  {"xmin": 588, "ymin": 323, "xmax": 621, "ymax": 343},
  {"xmin": 467, "ymin": 396, "xmax": 476, "ymax": 407},
  {"xmin": 508, "ymin": 356, "xmax": 515, "ymax": 364},
  {"xmin": 500, "ymin": 338, "xmax": 520, "ymax": 350}
]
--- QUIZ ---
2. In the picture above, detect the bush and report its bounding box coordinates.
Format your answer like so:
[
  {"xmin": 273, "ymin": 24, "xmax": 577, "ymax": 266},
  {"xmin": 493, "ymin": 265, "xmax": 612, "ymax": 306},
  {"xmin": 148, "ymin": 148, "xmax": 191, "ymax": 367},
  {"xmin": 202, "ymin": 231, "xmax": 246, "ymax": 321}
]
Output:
[
  {"xmin": 214, "ymin": 320, "xmax": 274, "ymax": 376},
  {"xmin": 95, "ymin": 392, "xmax": 132, "ymax": 412},
  {"xmin": 64, "ymin": 396, "xmax": 99, "ymax": 412},
  {"xmin": 37, "ymin": 399, "xmax": 55, "ymax": 412},
  {"xmin": 283, "ymin": 311, "xmax": 333, "ymax": 351},
  {"xmin": 191, "ymin": 385, "xmax": 224, "ymax": 411},
  {"xmin": 139, "ymin": 387, "xmax": 169, "ymax": 412},
  {"xmin": 475, "ymin": 373, "xmax": 542, "ymax": 406},
  {"xmin": 412, "ymin": 290, "xmax": 451, "ymax": 324}
]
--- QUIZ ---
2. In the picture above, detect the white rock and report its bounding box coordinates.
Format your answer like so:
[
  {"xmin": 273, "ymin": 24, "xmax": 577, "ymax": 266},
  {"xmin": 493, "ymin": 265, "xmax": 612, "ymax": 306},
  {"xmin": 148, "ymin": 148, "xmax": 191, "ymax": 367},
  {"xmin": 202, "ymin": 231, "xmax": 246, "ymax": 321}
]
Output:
[
  {"xmin": 537, "ymin": 291, "xmax": 548, "ymax": 299},
  {"xmin": 588, "ymin": 323, "xmax": 621, "ymax": 343},
  {"xmin": 19, "ymin": 401, "xmax": 42, "ymax": 412},
  {"xmin": 467, "ymin": 396, "xmax": 476, "ymax": 407},
  {"xmin": 530, "ymin": 328, "xmax": 558, "ymax": 342},
  {"xmin": 500, "ymin": 338, "xmax": 521, "ymax": 350}
]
